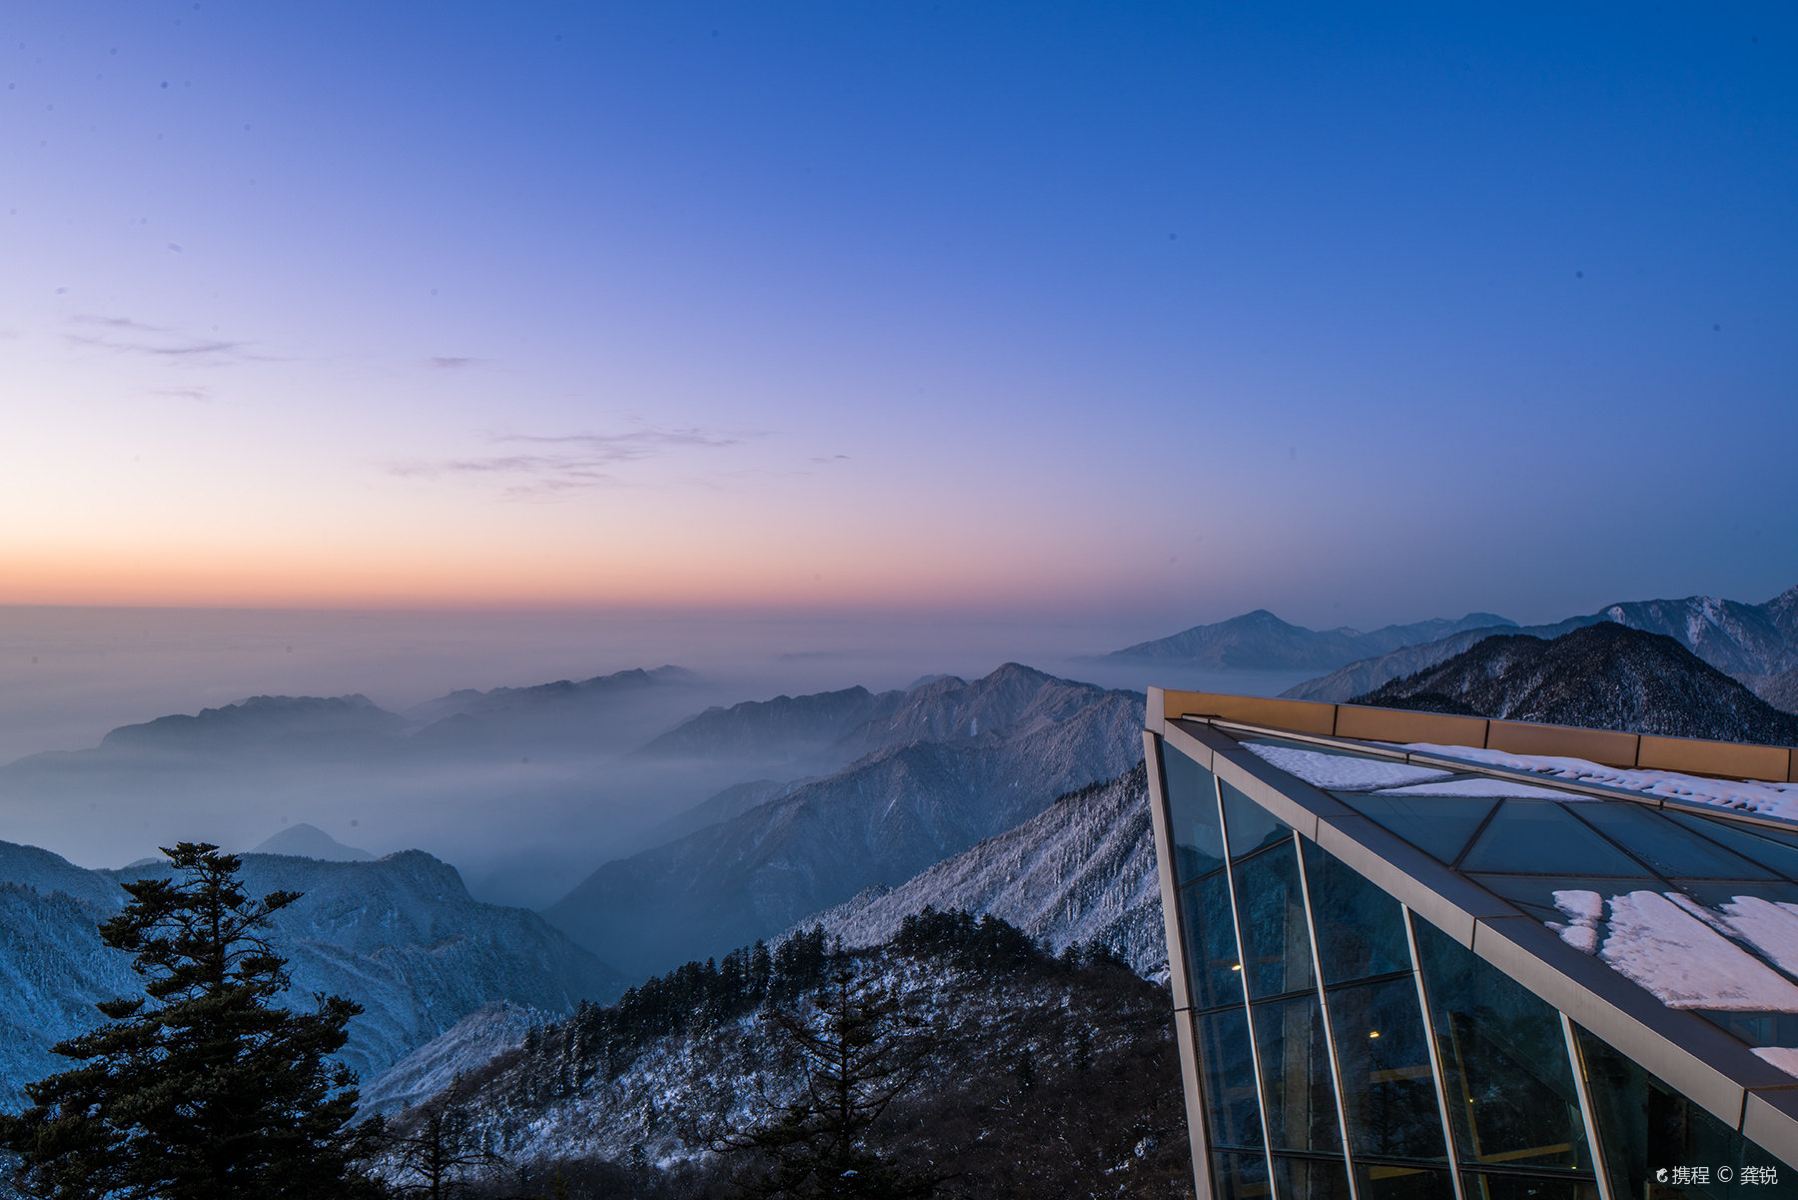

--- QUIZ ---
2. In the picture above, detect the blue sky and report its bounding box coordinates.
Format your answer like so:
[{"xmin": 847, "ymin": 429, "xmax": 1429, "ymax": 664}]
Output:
[{"xmin": 3, "ymin": 2, "xmax": 1795, "ymax": 629}]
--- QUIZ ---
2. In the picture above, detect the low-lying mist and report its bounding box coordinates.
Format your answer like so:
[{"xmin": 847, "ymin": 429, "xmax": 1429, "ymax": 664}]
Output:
[{"xmin": 0, "ymin": 604, "xmax": 1309, "ymax": 908}]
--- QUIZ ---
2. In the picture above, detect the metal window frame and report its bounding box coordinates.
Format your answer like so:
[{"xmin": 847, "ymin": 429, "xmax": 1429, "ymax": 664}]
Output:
[{"xmin": 1145, "ymin": 714, "xmax": 1798, "ymax": 1178}]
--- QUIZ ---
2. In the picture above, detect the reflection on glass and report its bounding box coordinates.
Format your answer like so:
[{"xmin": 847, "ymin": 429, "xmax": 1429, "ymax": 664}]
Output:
[
  {"xmin": 1272, "ymin": 1154, "xmax": 1353, "ymax": 1199},
  {"xmin": 1571, "ymin": 804, "xmax": 1773, "ymax": 880},
  {"xmin": 1329, "ymin": 976, "xmax": 1448, "ymax": 1162},
  {"xmin": 1253, "ymin": 994, "xmax": 1340, "ymax": 1154},
  {"xmin": 1304, "ymin": 841, "xmax": 1410, "ymax": 984},
  {"xmin": 1357, "ymin": 1163, "xmax": 1455, "ymax": 1198},
  {"xmin": 1197, "ymin": 1007, "xmax": 1263, "ymax": 1151},
  {"xmin": 1663, "ymin": 811, "xmax": 1798, "ymax": 879},
  {"xmin": 1163, "ymin": 741, "xmax": 1226, "ymax": 882},
  {"xmin": 1460, "ymin": 1174, "xmax": 1601, "ymax": 1199},
  {"xmin": 1211, "ymin": 1151, "xmax": 1273, "ymax": 1200},
  {"xmin": 1574, "ymin": 1025, "xmax": 1788, "ymax": 1200},
  {"xmin": 1694, "ymin": 1008, "xmax": 1798, "ymax": 1050},
  {"xmin": 1181, "ymin": 871, "xmax": 1245, "ymax": 1010},
  {"xmin": 1461, "ymin": 801, "xmax": 1642, "ymax": 875},
  {"xmin": 1338, "ymin": 794, "xmax": 1498, "ymax": 864},
  {"xmin": 1233, "ymin": 840, "xmax": 1315, "ymax": 999},
  {"xmin": 1223, "ymin": 779, "xmax": 1289, "ymax": 858},
  {"xmin": 1413, "ymin": 920, "xmax": 1591, "ymax": 1172}
]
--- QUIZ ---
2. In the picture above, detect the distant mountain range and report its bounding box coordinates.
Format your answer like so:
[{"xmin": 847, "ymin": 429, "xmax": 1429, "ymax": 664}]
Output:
[
  {"xmin": 636, "ymin": 683, "xmax": 904, "ymax": 774},
  {"xmin": 1286, "ymin": 585, "xmax": 1798, "ymax": 707},
  {"xmin": 250, "ymin": 822, "xmax": 373, "ymax": 861},
  {"xmin": 0, "ymin": 844, "xmax": 621, "ymax": 1106},
  {"xmin": 17, "ymin": 666, "xmax": 702, "ymax": 769},
  {"xmin": 1355, "ymin": 623, "xmax": 1798, "ymax": 744},
  {"xmin": 543, "ymin": 664, "xmax": 1143, "ymax": 977},
  {"xmin": 1107, "ymin": 609, "xmax": 1515, "ymax": 671}
]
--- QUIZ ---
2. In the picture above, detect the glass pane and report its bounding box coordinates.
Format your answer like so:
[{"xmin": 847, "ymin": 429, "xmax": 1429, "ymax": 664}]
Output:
[
  {"xmin": 1234, "ymin": 840, "xmax": 1315, "ymax": 999},
  {"xmin": 1211, "ymin": 1151, "xmax": 1273, "ymax": 1200},
  {"xmin": 1223, "ymin": 779, "xmax": 1289, "ymax": 858},
  {"xmin": 1339, "ymin": 794, "xmax": 1498, "ymax": 863},
  {"xmin": 1197, "ymin": 1007, "xmax": 1264, "ymax": 1151},
  {"xmin": 1459, "ymin": 1174, "xmax": 1601, "ymax": 1199},
  {"xmin": 1329, "ymin": 976, "xmax": 1448, "ymax": 1162},
  {"xmin": 1357, "ymin": 1163, "xmax": 1456, "ymax": 1198},
  {"xmin": 1664, "ymin": 810, "xmax": 1798, "ymax": 879},
  {"xmin": 1182, "ymin": 870, "xmax": 1246, "ymax": 1011},
  {"xmin": 1694, "ymin": 1008, "xmax": 1798, "ymax": 1050},
  {"xmin": 1571, "ymin": 804, "xmax": 1773, "ymax": 880},
  {"xmin": 1163, "ymin": 741, "xmax": 1226, "ymax": 883},
  {"xmin": 1304, "ymin": 841, "xmax": 1410, "ymax": 984},
  {"xmin": 1253, "ymin": 995, "xmax": 1340, "ymax": 1154},
  {"xmin": 1413, "ymin": 920, "xmax": 1592, "ymax": 1172},
  {"xmin": 1272, "ymin": 1155, "xmax": 1353, "ymax": 1199},
  {"xmin": 1575, "ymin": 1025, "xmax": 1795, "ymax": 1200},
  {"xmin": 1461, "ymin": 801, "xmax": 1644, "ymax": 875}
]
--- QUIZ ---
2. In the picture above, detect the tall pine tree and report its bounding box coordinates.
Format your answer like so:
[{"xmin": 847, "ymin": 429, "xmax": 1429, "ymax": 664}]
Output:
[{"xmin": 0, "ymin": 842, "xmax": 386, "ymax": 1199}]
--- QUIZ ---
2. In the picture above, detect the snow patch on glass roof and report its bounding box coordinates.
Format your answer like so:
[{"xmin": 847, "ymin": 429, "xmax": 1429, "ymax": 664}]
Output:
[
  {"xmin": 1551, "ymin": 888, "xmax": 1798, "ymax": 1077},
  {"xmin": 1403, "ymin": 744, "xmax": 1798, "ymax": 821},
  {"xmin": 1240, "ymin": 741, "xmax": 1451, "ymax": 792}
]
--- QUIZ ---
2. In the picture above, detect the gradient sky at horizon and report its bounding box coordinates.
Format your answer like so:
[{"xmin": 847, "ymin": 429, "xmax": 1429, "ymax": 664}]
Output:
[{"xmin": 4, "ymin": 2, "xmax": 1796, "ymax": 631}]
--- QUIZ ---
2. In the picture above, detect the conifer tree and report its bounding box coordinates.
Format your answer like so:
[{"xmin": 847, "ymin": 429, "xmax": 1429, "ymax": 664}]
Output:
[
  {"xmin": 0, "ymin": 842, "xmax": 386, "ymax": 1200},
  {"xmin": 719, "ymin": 959, "xmax": 940, "ymax": 1199}
]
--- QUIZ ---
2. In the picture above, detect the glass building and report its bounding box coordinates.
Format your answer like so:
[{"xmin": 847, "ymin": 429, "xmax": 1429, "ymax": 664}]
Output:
[{"xmin": 1144, "ymin": 688, "xmax": 1798, "ymax": 1199}]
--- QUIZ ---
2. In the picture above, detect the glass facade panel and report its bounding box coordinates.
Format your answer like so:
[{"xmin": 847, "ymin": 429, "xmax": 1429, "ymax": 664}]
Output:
[
  {"xmin": 1461, "ymin": 801, "xmax": 1643, "ymax": 875},
  {"xmin": 1663, "ymin": 810, "xmax": 1798, "ymax": 878},
  {"xmin": 1272, "ymin": 1154, "xmax": 1354, "ymax": 1199},
  {"xmin": 1211, "ymin": 1151, "xmax": 1274, "ymax": 1200},
  {"xmin": 1338, "ymin": 794, "xmax": 1498, "ymax": 863},
  {"xmin": 1234, "ymin": 839, "xmax": 1316, "ymax": 999},
  {"xmin": 1459, "ymin": 1174, "xmax": 1601, "ymax": 1200},
  {"xmin": 1413, "ymin": 920, "xmax": 1592, "ymax": 1172},
  {"xmin": 1304, "ymin": 840, "xmax": 1410, "ymax": 984},
  {"xmin": 1181, "ymin": 870, "xmax": 1245, "ymax": 1011},
  {"xmin": 1574, "ymin": 1025, "xmax": 1798, "ymax": 1200},
  {"xmin": 1253, "ymin": 994, "xmax": 1341, "ymax": 1154},
  {"xmin": 1570, "ymin": 804, "xmax": 1774, "ymax": 880},
  {"xmin": 1356, "ymin": 1163, "xmax": 1455, "ymax": 1198},
  {"xmin": 1329, "ymin": 976, "xmax": 1448, "ymax": 1163},
  {"xmin": 1163, "ymin": 741, "xmax": 1227, "ymax": 883},
  {"xmin": 1198, "ymin": 1006, "xmax": 1264, "ymax": 1151},
  {"xmin": 1224, "ymin": 779, "xmax": 1290, "ymax": 858}
]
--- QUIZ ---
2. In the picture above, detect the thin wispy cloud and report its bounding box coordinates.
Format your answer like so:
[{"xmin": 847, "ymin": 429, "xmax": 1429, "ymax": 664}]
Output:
[
  {"xmin": 426, "ymin": 356, "xmax": 481, "ymax": 369},
  {"xmin": 149, "ymin": 386, "xmax": 213, "ymax": 403},
  {"xmin": 64, "ymin": 313, "xmax": 279, "ymax": 365},
  {"xmin": 388, "ymin": 425, "xmax": 765, "ymax": 500}
]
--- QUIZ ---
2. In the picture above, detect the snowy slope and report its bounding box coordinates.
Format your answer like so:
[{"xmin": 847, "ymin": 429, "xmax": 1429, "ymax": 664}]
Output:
[
  {"xmin": 807, "ymin": 763, "xmax": 1167, "ymax": 978},
  {"xmin": 394, "ymin": 918, "xmax": 1188, "ymax": 1197},
  {"xmin": 361, "ymin": 1002, "xmax": 549, "ymax": 1115},
  {"xmin": 0, "ymin": 844, "xmax": 621, "ymax": 1105}
]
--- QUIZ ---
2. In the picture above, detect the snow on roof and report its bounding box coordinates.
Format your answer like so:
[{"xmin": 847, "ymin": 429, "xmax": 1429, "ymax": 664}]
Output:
[
  {"xmin": 1240, "ymin": 740, "xmax": 1451, "ymax": 791},
  {"xmin": 1550, "ymin": 887, "xmax": 1798, "ymax": 1078},
  {"xmin": 1401, "ymin": 743, "xmax": 1798, "ymax": 821}
]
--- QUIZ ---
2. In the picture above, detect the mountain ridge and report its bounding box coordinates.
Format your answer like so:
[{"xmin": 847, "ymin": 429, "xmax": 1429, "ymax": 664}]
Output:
[{"xmin": 1354, "ymin": 623, "xmax": 1798, "ymax": 744}]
